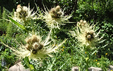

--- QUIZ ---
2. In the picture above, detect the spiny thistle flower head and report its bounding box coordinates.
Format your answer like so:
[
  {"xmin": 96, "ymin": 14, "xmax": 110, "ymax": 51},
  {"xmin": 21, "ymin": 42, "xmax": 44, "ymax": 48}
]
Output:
[
  {"xmin": 25, "ymin": 35, "xmax": 43, "ymax": 54},
  {"xmin": 9, "ymin": 31, "xmax": 66, "ymax": 61},
  {"xmin": 13, "ymin": 4, "xmax": 36, "ymax": 22},
  {"xmin": 85, "ymin": 30, "xmax": 95, "ymax": 41},
  {"xmin": 71, "ymin": 20, "xmax": 105, "ymax": 48},
  {"xmin": 77, "ymin": 20, "xmax": 89, "ymax": 30},
  {"xmin": 49, "ymin": 5, "xmax": 62, "ymax": 18},
  {"xmin": 40, "ymin": 5, "xmax": 72, "ymax": 29}
]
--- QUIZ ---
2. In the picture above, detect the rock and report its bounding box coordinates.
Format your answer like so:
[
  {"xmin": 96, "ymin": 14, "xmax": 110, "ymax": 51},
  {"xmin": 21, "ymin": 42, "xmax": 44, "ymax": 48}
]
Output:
[
  {"xmin": 8, "ymin": 62, "xmax": 30, "ymax": 71},
  {"xmin": 88, "ymin": 67, "xmax": 102, "ymax": 71},
  {"xmin": 72, "ymin": 66, "xmax": 79, "ymax": 71},
  {"xmin": 108, "ymin": 65, "xmax": 113, "ymax": 71}
]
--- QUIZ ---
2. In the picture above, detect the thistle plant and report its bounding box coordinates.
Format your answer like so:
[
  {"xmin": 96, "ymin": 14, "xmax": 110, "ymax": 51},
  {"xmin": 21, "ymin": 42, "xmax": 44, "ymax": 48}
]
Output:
[
  {"xmin": 1, "ymin": 30, "xmax": 66, "ymax": 61},
  {"xmin": 71, "ymin": 20, "xmax": 105, "ymax": 48},
  {"xmin": 70, "ymin": 20, "xmax": 106, "ymax": 70},
  {"xmin": 13, "ymin": 4, "xmax": 37, "ymax": 24},
  {"xmin": 0, "ymin": 2, "xmax": 111, "ymax": 71},
  {"xmin": 39, "ymin": 5, "xmax": 72, "ymax": 29},
  {"xmin": 0, "ymin": 4, "xmax": 69, "ymax": 70}
]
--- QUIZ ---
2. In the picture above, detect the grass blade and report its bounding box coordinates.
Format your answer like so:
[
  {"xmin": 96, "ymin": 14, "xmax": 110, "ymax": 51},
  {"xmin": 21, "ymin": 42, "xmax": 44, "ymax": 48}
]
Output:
[{"xmin": 9, "ymin": 16, "xmax": 26, "ymax": 30}]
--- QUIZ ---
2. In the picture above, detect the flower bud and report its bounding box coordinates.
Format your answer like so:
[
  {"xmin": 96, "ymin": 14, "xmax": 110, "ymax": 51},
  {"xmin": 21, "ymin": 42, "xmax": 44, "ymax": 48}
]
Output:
[
  {"xmin": 23, "ymin": 6, "xmax": 28, "ymax": 11},
  {"xmin": 57, "ymin": 12, "xmax": 62, "ymax": 16},
  {"xmin": 25, "ymin": 44, "xmax": 32, "ymax": 51},
  {"xmin": 52, "ymin": 8, "xmax": 56, "ymax": 14},
  {"xmin": 89, "ymin": 30, "xmax": 94, "ymax": 35},
  {"xmin": 17, "ymin": 4, "xmax": 21, "ymax": 8},
  {"xmin": 80, "ymin": 20, "xmax": 83, "ymax": 23},
  {"xmin": 32, "ymin": 42, "xmax": 39, "ymax": 50},
  {"xmin": 56, "ymin": 5, "xmax": 60, "ymax": 12},
  {"xmin": 16, "ymin": 8, "xmax": 21, "ymax": 13},
  {"xmin": 83, "ymin": 20, "xmax": 86, "ymax": 24},
  {"xmin": 31, "ymin": 35, "xmax": 39, "ymax": 43},
  {"xmin": 82, "ymin": 20, "xmax": 87, "ymax": 26},
  {"xmin": 25, "ymin": 38, "xmax": 32, "ymax": 44},
  {"xmin": 86, "ymin": 35, "xmax": 91, "ymax": 40},
  {"xmin": 85, "ymin": 31, "xmax": 94, "ymax": 41}
]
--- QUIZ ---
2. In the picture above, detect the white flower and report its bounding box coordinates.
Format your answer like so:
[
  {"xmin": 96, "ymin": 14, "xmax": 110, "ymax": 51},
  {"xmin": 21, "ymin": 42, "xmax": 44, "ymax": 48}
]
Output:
[
  {"xmin": 23, "ymin": 6, "xmax": 28, "ymax": 12},
  {"xmin": 40, "ymin": 5, "xmax": 72, "ymax": 29},
  {"xmin": 13, "ymin": 4, "xmax": 37, "ymax": 23},
  {"xmin": 70, "ymin": 20, "xmax": 105, "ymax": 48},
  {"xmin": 16, "ymin": 7, "xmax": 21, "ymax": 13},
  {"xmin": 2, "ymin": 30, "xmax": 66, "ymax": 61}
]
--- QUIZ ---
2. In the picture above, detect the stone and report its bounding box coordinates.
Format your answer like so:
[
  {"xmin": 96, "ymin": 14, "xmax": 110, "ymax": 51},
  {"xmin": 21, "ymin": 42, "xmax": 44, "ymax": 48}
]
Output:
[
  {"xmin": 107, "ymin": 65, "xmax": 113, "ymax": 71},
  {"xmin": 88, "ymin": 67, "xmax": 102, "ymax": 71},
  {"xmin": 72, "ymin": 67, "xmax": 79, "ymax": 71},
  {"xmin": 8, "ymin": 62, "xmax": 30, "ymax": 71}
]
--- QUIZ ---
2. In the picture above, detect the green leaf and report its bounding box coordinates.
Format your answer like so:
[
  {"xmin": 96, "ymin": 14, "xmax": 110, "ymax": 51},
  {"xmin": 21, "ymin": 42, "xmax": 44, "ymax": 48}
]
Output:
[
  {"xmin": 24, "ymin": 57, "xmax": 30, "ymax": 65},
  {"xmin": 8, "ymin": 16, "xmax": 26, "ymax": 30},
  {"xmin": 29, "ymin": 64, "xmax": 34, "ymax": 70}
]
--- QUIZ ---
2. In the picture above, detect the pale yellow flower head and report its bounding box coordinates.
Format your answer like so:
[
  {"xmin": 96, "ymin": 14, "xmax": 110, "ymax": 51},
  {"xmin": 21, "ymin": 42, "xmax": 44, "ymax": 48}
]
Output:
[
  {"xmin": 40, "ymin": 5, "xmax": 72, "ymax": 29},
  {"xmin": 71, "ymin": 20, "xmax": 105, "ymax": 48},
  {"xmin": 77, "ymin": 20, "xmax": 90, "ymax": 31},
  {"xmin": 13, "ymin": 4, "xmax": 36, "ymax": 22},
  {"xmin": 6, "ymin": 30, "xmax": 66, "ymax": 61}
]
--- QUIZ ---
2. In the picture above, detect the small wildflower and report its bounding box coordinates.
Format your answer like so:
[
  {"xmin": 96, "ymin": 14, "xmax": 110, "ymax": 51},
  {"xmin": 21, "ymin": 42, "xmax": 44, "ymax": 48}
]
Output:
[
  {"xmin": 63, "ymin": 46, "xmax": 65, "ymax": 48},
  {"xmin": 62, "ymin": 49, "xmax": 64, "ymax": 52},
  {"xmin": 13, "ymin": 4, "xmax": 36, "ymax": 23},
  {"xmin": 96, "ymin": 59, "xmax": 97, "ymax": 61},
  {"xmin": 105, "ymin": 53, "xmax": 108, "ymax": 55},
  {"xmin": 40, "ymin": 5, "xmax": 72, "ymax": 29},
  {"xmin": 97, "ymin": 62, "xmax": 99, "ymax": 65},
  {"xmin": 85, "ymin": 52, "xmax": 87, "ymax": 54}
]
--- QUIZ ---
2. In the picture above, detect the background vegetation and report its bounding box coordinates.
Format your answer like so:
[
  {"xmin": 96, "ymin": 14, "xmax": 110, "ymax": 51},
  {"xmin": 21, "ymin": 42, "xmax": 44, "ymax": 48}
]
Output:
[{"xmin": 0, "ymin": 0, "xmax": 113, "ymax": 70}]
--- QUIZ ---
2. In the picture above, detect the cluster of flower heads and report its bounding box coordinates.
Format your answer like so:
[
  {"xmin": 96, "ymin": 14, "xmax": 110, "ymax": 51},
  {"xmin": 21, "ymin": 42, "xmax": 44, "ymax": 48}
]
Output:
[
  {"xmin": 40, "ymin": 5, "xmax": 72, "ymax": 29},
  {"xmin": 49, "ymin": 5, "xmax": 62, "ymax": 18},
  {"xmin": 25, "ymin": 35, "xmax": 43, "ymax": 54},
  {"xmin": 10, "ymin": 31, "xmax": 66, "ymax": 61},
  {"xmin": 13, "ymin": 5, "xmax": 72, "ymax": 29},
  {"xmin": 71, "ymin": 20, "xmax": 104, "ymax": 48},
  {"xmin": 7, "ymin": 4, "xmax": 106, "ymax": 62},
  {"xmin": 6, "ymin": 4, "xmax": 71, "ymax": 61},
  {"xmin": 13, "ymin": 4, "xmax": 36, "ymax": 23}
]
